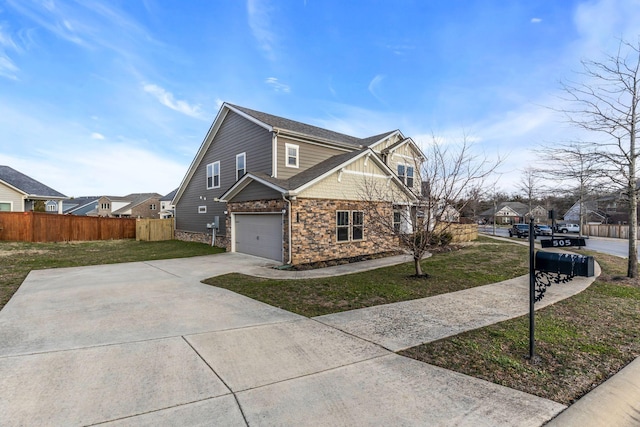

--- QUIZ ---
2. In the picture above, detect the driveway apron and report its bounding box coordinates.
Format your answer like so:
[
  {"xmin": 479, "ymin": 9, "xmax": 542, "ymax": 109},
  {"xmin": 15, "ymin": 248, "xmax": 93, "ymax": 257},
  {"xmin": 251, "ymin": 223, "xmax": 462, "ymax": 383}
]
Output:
[{"xmin": 1, "ymin": 252, "xmax": 567, "ymax": 426}]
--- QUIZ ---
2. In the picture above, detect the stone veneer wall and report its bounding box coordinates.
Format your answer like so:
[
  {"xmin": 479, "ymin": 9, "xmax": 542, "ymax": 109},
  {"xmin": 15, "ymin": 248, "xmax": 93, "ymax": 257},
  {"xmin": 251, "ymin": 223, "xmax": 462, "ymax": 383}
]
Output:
[
  {"xmin": 290, "ymin": 198, "xmax": 398, "ymax": 265},
  {"xmin": 175, "ymin": 229, "xmax": 224, "ymax": 248},
  {"xmin": 226, "ymin": 198, "xmax": 399, "ymax": 265}
]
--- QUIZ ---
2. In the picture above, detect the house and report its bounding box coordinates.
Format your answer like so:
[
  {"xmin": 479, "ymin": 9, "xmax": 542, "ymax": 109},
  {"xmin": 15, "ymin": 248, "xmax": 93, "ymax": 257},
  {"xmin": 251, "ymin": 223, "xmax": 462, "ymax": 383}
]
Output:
[
  {"xmin": 480, "ymin": 201, "xmax": 549, "ymax": 225},
  {"xmin": 173, "ymin": 103, "xmax": 423, "ymax": 264},
  {"xmin": 88, "ymin": 193, "xmax": 162, "ymax": 218},
  {"xmin": 159, "ymin": 189, "xmax": 177, "ymax": 219},
  {"xmin": 0, "ymin": 165, "xmax": 66, "ymax": 213}
]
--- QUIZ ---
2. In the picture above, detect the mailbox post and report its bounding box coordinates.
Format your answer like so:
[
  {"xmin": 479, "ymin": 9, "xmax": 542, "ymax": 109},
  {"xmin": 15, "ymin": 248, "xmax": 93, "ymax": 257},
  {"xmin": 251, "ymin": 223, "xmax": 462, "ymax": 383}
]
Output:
[{"xmin": 528, "ymin": 226, "xmax": 594, "ymax": 361}]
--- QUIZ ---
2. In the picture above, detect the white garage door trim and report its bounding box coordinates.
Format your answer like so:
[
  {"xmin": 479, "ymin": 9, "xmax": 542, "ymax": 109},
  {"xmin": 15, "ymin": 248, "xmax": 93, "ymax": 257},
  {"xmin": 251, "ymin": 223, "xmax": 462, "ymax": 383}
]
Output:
[{"xmin": 231, "ymin": 212, "xmax": 284, "ymax": 262}]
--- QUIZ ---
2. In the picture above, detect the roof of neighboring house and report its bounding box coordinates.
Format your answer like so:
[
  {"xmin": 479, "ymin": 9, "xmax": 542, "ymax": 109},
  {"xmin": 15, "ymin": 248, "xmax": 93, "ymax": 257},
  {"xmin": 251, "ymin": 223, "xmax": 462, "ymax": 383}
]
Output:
[
  {"xmin": 0, "ymin": 165, "xmax": 66, "ymax": 199},
  {"xmin": 480, "ymin": 201, "xmax": 529, "ymax": 217},
  {"xmin": 161, "ymin": 188, "xmax": 178, "ymax": 202},
  {"xmin": 62, "ymin": 197, "xmax": 100, "ymax": 215},
  {"xmin": 111, "ymin": 193, "xmax": 162, "ymax": 215}
]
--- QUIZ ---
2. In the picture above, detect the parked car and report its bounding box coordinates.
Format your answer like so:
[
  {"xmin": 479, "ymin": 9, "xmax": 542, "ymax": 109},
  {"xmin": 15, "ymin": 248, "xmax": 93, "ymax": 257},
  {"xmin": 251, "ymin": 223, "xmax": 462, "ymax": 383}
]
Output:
[
  {"xmin": 509, "ymin": 223, "xmax": 530, "ymax": 238},
  {"xmin": 556, "ymin": 223, "xmax": 580, "ymax": 233},
  {"xmin": 534, "ymin": 225, "xmax": 553, "ymax": 236}
]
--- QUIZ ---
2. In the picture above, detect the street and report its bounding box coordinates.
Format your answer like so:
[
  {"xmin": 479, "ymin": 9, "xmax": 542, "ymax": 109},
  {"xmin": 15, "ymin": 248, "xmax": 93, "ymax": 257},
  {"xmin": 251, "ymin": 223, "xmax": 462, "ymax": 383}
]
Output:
[{"xmin": 480, "ymin": 226, "xmax": 637, "ymax": 258}]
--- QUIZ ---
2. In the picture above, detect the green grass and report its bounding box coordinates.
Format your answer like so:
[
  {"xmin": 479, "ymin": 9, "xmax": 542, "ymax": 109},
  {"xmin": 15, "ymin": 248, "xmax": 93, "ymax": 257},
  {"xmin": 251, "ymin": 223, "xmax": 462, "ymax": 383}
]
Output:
[
  {"xmin": 399, "ymin": 251, "xmax": 640, "ymax": 405},
  {"xmin": 0, "ymin": 239, "xmax": 224, "ymax": 309},
  {"xmin": 203, "ymin": 237, "xmax": 529, "ymax": 317}
]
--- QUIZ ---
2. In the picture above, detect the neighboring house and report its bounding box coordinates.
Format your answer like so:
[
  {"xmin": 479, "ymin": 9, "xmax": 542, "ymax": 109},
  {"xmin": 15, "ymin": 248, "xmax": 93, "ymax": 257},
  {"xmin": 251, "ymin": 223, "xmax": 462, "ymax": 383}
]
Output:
[
  {"xmin": 564, "ymin": 196, "xmax": 625, "ymax": 224},
  {"xmin": 528, "ymin": 205, "xmax": 549, "ymax": 224},
  {"xmin": 0, "ymin": 165, "xmax": 66, "ymax": 213},
  {"xmin": 159, "ymin": 189, "xmax": 177, "ymax": 219},
  {"xmin": 174, "ymin": 102, "xmax": 423, "ymax": 264},
  {"xmin": 60, "ymin": 197, "xmax": 100, "ymax": 216},
  {"xmin": 88, "ymin": 193, "xmax": 162, "ymax": 218},
  {"xmin": 480, "ymin": 201, "xmax": 528, "ymax": 224}
]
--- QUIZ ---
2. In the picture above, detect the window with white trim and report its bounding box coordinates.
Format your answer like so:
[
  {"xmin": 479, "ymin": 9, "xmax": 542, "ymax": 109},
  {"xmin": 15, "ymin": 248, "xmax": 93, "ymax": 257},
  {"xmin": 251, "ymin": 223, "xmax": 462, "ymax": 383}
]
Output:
[
  {"xmin": 397, "ymin": 164, "xmax": 414, "ymax": 188},
  {"xmin": 336, "ymin": 211, "xmax": 350, "ymax": 242},
  {"xmin": 393, "ymin": 211, "xmax": 402, "ymax": 232},
  {"xmin": 150, "ymin": 204, "xmax": 156, "ymax": 210},
  {"xmin": 236, "ymin": 153, "xmax": 246, "ymax": 180},
  {"xmin": 46, "ymin": 203, "xmax": 57, "ymax": 212},
  {"xmin": 206, "ymin": 161, "xmax": 220, "ymax": 189},
  {"xmin": 0, "ymin": 202, "xmax": 11, "ymax": 211},
  {"xmin": 198, "ymin": 206, "xmax": 207, "ymax": 214},
  {"xmin": 336, "ymin": 210, "xmax": 364, "ymax": 242},
  {"xmin": 285, "ymin": 143, "xmax": 299, "ymax": 168}
]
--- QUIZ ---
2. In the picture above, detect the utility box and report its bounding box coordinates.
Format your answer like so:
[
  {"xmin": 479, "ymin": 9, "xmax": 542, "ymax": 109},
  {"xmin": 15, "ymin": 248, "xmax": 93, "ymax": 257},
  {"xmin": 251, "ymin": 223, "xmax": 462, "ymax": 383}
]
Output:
[{"xmin": 535, "ymin": 251, "xmax": 594, "ymax": 277}]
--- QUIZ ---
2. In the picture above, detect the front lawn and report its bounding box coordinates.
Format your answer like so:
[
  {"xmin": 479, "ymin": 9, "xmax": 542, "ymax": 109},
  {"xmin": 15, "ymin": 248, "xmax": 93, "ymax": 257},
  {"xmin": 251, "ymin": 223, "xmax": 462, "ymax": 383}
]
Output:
[
  {"xmin": 399, "ymin": 251, "xmax": 640, "ymax": 405},
  {"xmin": 203, "ymin": 237, "xmax": 529, "ymax": 317}
]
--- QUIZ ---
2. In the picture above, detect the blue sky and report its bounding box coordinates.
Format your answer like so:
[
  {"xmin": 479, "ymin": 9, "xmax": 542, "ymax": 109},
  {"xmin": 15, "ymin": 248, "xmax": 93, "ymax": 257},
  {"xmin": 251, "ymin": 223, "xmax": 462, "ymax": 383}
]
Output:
[{"xmin": 1, "ymin": 0, "xmax": 639, "ymax": 197}]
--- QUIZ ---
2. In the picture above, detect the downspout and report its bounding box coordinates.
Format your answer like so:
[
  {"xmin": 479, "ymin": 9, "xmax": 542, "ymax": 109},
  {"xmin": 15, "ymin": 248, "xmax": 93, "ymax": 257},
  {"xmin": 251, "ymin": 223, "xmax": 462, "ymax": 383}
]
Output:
[
  {"xmin": 272, "ymin": 129, "xmax": 279, "ymax": 178},
  {"xmin": 282, "ymin": 193, "xmax": 292, "ymax": 264}
]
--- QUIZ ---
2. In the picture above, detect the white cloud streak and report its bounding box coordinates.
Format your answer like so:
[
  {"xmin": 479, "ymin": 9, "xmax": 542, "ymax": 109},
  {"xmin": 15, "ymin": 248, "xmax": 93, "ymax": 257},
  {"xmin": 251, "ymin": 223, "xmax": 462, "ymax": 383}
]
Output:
[
  {"xmin": 143, "ymin": 83, "xmax": 206, "ymax": 120},
  {"xmin": 265, "ymin": 77, "xmax": 290, "ymax": 93},
  {"xmin": 0, "ymin": 24, "xmax": 20, "ymax": 80},
  {"xmin": 247, "ymin": 0, "xmax": 277, "ymax": 61},
  {"xmin": 368, "ymin": 74, "xmax": 386, "ymax": 104}
]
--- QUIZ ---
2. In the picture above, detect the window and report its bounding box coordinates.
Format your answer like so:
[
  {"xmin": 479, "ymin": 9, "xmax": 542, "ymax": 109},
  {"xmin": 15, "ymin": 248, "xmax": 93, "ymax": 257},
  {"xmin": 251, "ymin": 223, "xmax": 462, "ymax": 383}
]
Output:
[
  {"xmin": 47, "ymin": 203, "xmax": 57, "ymax": 212},
  {"xmin": 101, "ymin": 203, "xmax": 110, "ymax": 210},
  {"xmin": 236, "ymin": 153, "xmax": 246, "ymax": 180},
  {"xmin": 0, "ymin": 202, "xmax": 11, "ymax": 211},
  {"xmin": 336, "ymin": 210, "xmax": 364, "ymax": 242},
  {"xmin": 393, "ymin": 211, "xmax": 402, "ymax": 232},
  {"xmin": 336, "ymin": 211, "xmax": 350, "ymax": 242},
  {"xmin": 198, "ymin": 206, "xmax": 207, "ymax": 214},
  {"xmin": 285, "ymin": 143, "xmax": 299, "ymax": 168},
  {"xmin": 207, "ymin": 161, "xmax": 220, "ymax": 189},
  {"xmin": 397, "ymin": 164, "xmax": 414, "ymax": 187},
  {"xmin": 397, "ymin": 164, "xmax": 405, "ymax": 181},
  {"xmin": 150, "ymin": 204, "xmax": 156, "ymax": 210},
  {"xmin": 352, "ymin": 211, "xmax": 364, "ymax": 240}
]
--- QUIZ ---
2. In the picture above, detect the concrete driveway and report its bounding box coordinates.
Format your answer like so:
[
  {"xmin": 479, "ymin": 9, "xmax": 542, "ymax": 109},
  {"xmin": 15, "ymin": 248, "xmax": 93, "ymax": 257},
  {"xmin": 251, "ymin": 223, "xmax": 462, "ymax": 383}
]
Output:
[{"xmin": 0, "ymin": 252, "xmax": 566, "ymax": 426}]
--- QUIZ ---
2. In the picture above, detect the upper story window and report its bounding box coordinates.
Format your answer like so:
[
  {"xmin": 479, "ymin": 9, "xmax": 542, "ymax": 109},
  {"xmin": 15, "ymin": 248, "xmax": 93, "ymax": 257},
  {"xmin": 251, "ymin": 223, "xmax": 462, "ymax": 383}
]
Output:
[
  {"xmin": 236, "ymin": 153, "xmax": 246, "ymax": 181},
  {"xmin": 207, "ymin": 161, "xmax": 220, "ymax": 189},
  {"xmin": 285, "ymin": 143, "xmax": 299, "ymax": 168},
  {"xmin": 46, "ymin": 203, "xmax": 57, "ymax": 212},
  {"xmin": 150, "ymin": 204, "xmax": 156, "ymax": 210},
  {"xmin": 397, "ymin": 164, "xmax": 414, "ymax": 188},
  {"xmin": 101, "ymin": 203, "xmax": 110, "ymax": 210}
]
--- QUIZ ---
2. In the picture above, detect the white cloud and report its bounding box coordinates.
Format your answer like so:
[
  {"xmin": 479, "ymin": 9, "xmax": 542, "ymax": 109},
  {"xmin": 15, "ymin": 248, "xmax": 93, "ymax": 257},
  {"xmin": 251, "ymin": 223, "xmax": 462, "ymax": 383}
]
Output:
[
  {"xmin": 368, "ymin": 74, "xmax": 386, "ymax": 104},
  {"xmin": 91, "ymin": 132, "xmax": 105, "ymax": 140},
  {"xmin": 0, "ymin": 25, "xmax": 20, "ymax": 80},
  {"xmin": 530, "ymin": 18, "xmax": 542, "ymax": 24},
  {"xmin": 247, "ymin": 0, "xmax": 277, "ymax": 61},
  {"xmin": 143, "ymin": 83, "xmax": 206, "ymax": 119},
  {"xmin": 265, "ymin": 77, "xmax": 290, "ymax": 93}
]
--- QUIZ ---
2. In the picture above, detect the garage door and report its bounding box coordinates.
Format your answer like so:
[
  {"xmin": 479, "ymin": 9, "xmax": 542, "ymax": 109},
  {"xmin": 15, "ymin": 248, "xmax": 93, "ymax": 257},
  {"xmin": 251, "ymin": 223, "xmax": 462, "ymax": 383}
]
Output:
[{"xmin": 234, "ymin": 214, "xmax": 283, "ymax": 262}]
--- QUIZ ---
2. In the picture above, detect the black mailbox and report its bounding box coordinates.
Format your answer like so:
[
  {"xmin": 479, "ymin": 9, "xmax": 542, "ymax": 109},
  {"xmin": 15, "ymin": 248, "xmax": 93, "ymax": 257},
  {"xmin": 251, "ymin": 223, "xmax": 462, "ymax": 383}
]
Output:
[{"xmin": 535, "ymin": 251, "xmax": 594, "ymax": 277}]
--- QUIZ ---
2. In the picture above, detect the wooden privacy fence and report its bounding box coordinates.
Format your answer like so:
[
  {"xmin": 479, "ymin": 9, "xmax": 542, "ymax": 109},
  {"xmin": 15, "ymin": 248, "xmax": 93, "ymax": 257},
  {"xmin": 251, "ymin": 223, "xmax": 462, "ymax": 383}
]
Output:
[
  {"xmin": 586, "ymin": 224, "xmax": 640, "ymax": 239},
  {"xmin": 136, "ymin": 218, "xmax": 175, "ymax": 241},
  {"xmin": 0, "ymin": 212, "xmax": 136, "ymax": 242}
]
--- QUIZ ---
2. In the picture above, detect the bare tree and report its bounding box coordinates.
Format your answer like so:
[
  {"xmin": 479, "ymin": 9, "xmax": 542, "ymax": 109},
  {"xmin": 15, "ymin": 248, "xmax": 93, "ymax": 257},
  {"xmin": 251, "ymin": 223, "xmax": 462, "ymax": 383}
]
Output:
[
  {"xmin": 360, "ymin": 134, "xmax": 502, "ymax": 277},
  {"xmin": 517, "ymin": 167, "xmax": 541, "ymax": 222},
  {"xmin": 558, "ymin": 39, "xmax": 640, "ymax": 278},
  {"xmin": 534, "ymin": 141, "xmax": 600, "ymax": 236}
]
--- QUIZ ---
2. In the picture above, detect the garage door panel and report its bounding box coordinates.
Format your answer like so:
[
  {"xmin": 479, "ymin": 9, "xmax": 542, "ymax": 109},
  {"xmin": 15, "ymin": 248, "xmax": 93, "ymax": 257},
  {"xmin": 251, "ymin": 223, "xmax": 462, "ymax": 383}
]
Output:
[{"xmin": 235, "ymin": 214, "xmax": 283, "ymax": 262}]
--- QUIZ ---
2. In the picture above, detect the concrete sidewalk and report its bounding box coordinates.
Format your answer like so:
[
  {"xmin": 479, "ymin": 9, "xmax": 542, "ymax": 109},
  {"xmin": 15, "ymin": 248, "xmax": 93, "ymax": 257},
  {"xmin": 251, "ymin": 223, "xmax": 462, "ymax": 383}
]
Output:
[{"xmin": 0, "ymin": 250, "xmax": 620, "ymax": 426}]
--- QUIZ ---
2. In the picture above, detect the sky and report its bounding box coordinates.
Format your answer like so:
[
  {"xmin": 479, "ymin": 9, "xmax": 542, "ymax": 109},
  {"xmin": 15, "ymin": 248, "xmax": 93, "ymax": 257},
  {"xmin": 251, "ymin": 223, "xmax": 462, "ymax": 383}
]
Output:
[{"xmin": 0, "ymin": 0, "xmax": 639, "ymax": 198}]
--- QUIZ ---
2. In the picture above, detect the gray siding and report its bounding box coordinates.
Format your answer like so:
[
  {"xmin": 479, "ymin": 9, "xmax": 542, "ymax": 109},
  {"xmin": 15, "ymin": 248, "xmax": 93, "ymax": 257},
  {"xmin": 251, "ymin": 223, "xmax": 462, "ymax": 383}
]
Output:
[
  {"xmin": 176, "ymin": 111, "xmax": 273, "ymax": 234},
  {"xmin": 276, "ymin": 136, "xmax": 348, "ymax": 180},
  {"xmin": 232, "ymin": 181, "xmax": 283, "ymax": 203}
]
